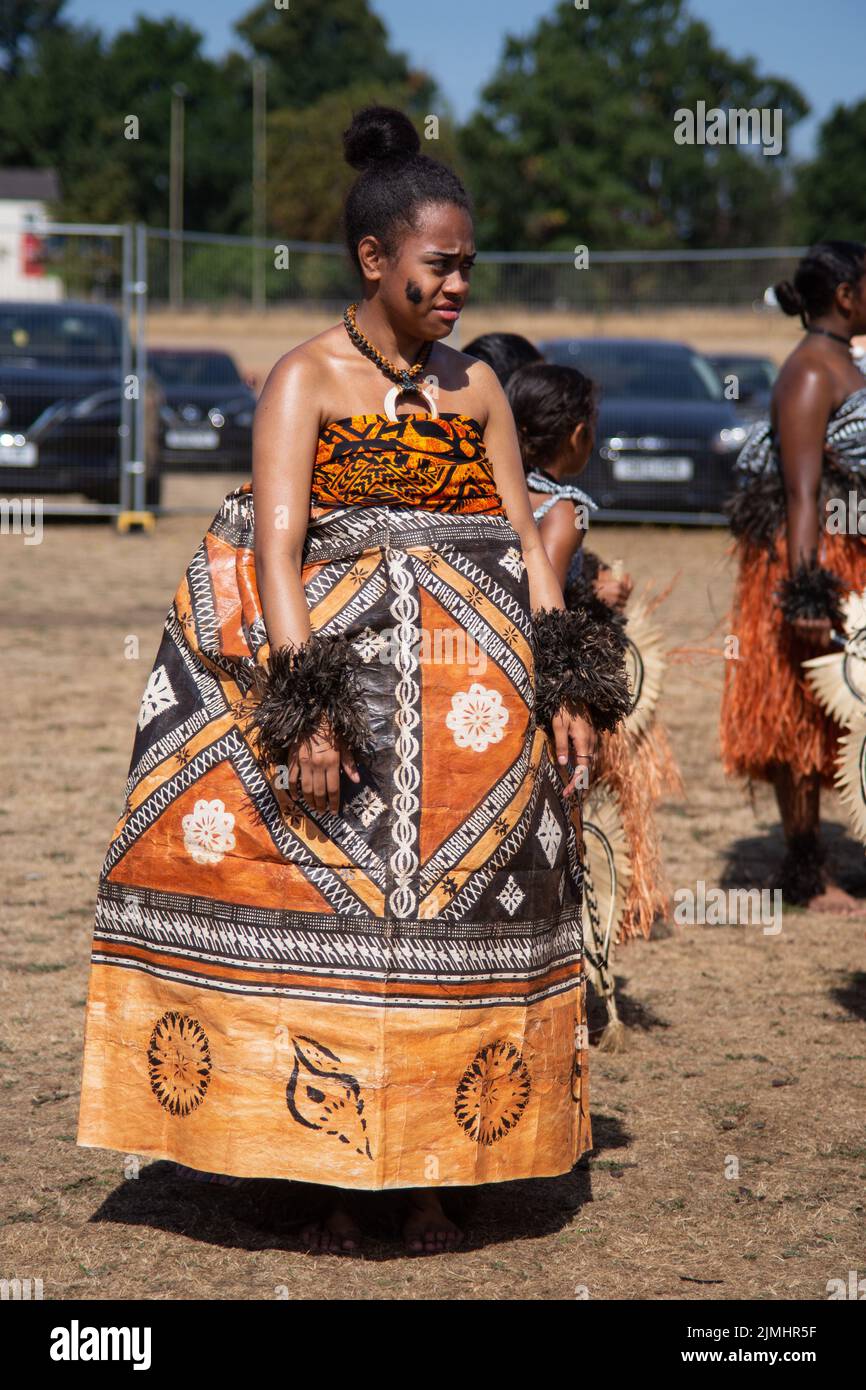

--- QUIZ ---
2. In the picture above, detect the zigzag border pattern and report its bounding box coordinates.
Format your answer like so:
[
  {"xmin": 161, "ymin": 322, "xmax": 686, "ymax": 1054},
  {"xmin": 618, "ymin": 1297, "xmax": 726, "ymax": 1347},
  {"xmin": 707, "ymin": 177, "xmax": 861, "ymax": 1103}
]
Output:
[
  {"xmin": 418, "ymin": 736, "xmax": 535, "ymax": 894},
  {"xmin": 93, "ymin": 892, "xmax": 580, "ymax": 980},
  {"xmin": 408, "ymin": 551, "xmax": 533, "ymax": 703}
]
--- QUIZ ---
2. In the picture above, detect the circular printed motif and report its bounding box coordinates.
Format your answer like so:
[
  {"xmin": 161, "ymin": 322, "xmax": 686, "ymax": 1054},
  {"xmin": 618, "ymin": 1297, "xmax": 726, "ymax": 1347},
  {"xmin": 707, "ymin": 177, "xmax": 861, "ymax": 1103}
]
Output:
[
  {"xmin": 445, "ymin": 682, "xmax": 509, "ymax": 753},
  {"xmin": 454, "ymin": 1040, "xmax": 531, "ymax": 1146},
  {"xmin": 148, "ymin": 1011, "xmax": 212, "ymax": 1116}
]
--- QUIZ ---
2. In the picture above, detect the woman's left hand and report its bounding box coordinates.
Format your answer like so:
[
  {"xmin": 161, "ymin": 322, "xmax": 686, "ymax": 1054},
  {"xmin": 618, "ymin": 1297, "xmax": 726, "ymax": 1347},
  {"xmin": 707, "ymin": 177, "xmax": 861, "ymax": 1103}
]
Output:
[
  {"xmin": 594, "ymin": 567, "xmax": 633, "ymax": 611},
  {"xmin": 551, "ymin": 700, "xmax": 597, "ymax": 797}
]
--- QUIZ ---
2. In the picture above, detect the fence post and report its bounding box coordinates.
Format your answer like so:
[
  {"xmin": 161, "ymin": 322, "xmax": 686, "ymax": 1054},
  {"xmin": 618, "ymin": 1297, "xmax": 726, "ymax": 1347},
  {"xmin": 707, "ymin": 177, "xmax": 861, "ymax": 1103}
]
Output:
[
  {"xmin": 119, "ymin": 223, "xmax": 134, "ymax": 513},
  {"xmin": 131, "ymin": 221, "xmax": 149, "ymax": 515}
]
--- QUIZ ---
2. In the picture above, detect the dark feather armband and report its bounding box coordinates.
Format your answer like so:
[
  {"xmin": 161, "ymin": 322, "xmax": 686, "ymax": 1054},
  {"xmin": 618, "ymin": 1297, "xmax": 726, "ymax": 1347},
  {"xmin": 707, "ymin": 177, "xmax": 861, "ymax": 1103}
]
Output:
[
  {"xmin": 774, "ymin": 557, "xmax": 846, "ymax": 626},
  {"xmin": 245, "ymin": 632, "xmax": 375, "ymax": 766},
  {"xmin": 531, "ymin": 604, "xmax": 633, "ymax": 734}
]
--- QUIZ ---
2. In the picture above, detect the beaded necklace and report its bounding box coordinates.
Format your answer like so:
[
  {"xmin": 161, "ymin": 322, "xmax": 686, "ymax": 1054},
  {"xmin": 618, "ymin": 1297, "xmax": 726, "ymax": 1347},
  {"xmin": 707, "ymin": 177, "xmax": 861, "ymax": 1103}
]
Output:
[{"xmin": 343, "ymin": 302, "xmax": 438, "ymax": 421}]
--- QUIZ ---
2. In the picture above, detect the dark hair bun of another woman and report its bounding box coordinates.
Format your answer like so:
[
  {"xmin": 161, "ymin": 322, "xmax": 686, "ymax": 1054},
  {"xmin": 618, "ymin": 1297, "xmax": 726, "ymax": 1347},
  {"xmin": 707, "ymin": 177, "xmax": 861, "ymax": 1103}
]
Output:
[
  {"xmin": 773, "ymin": 279, "xmax": 804, "ymax": 317},
  {"xmin": 343, "ymin": 106, "xmax": 421, "ymax": 172}
]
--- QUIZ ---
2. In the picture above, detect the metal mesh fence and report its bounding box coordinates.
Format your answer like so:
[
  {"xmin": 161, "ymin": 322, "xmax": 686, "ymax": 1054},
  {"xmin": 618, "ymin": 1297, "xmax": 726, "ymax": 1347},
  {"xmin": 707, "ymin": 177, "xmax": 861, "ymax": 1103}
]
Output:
[{"xmin": 144, "ymin": 230, "xmax": 805, "ymax": 316}]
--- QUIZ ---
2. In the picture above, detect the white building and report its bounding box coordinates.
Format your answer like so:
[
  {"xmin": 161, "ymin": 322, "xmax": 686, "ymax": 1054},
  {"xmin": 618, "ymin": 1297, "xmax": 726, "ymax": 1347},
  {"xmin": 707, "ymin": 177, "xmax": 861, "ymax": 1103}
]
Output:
[{"xmin": 0, "ymin": 168, "xmax": 62, "ymax": 301}]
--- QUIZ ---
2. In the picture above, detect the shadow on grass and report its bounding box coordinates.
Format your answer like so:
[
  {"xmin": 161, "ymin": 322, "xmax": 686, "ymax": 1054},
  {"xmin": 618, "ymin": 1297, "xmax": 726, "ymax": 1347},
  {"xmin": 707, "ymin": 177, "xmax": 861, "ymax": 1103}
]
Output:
[
  {"xmin": 587, "ymin": 975, "xmax": 671, "ymax": 1036},
  {"xmin": 718, "ymin": 819, "xmax": 866, "ymax": 897},
  {"xmin": 84, "ymin": 1114, "xmax": 629, "ymax": 1258},
  {"xmin": 830, "ymin": 970, "xmax": 866, "ymax": 1024}
]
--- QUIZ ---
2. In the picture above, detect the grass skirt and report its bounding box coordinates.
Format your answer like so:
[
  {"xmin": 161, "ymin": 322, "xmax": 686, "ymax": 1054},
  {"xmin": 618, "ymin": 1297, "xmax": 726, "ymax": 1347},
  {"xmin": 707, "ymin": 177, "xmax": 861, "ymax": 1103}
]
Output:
[{"xmin": 721, "ymin": 530, "xmax": 866, "ymax": 786}]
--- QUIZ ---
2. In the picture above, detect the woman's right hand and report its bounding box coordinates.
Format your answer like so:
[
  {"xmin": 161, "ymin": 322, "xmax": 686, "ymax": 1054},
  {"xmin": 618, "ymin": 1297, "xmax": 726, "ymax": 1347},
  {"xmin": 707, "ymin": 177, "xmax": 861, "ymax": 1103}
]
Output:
[{"xmin": 285, "ymin": 717, "xmax": 361, "ymax": 814}]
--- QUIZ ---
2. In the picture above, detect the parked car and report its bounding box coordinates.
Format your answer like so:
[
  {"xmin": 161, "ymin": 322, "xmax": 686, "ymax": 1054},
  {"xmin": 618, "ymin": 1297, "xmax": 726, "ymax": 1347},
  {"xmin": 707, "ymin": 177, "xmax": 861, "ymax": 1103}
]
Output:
[
  {"xmin": 0, "ymin": 300, "xmax": 162, "ymax": 505},
  {"xmin": 149, "ymin": 348, "xmax": 255, "ymax": 471},
  {"xmin": 539, "ymin": 337, "xmax": 749, "ymax": 514},
  {"xmin": 705, "ymin": 352, "xmax": 778, "ymax": 423}
]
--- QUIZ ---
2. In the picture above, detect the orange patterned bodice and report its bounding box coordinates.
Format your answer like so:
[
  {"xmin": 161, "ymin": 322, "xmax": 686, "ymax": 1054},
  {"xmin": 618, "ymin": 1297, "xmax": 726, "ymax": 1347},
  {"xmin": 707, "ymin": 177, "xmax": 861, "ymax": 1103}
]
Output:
[{"xmin": 310, "ymin": 413, "xmax": 505, "ymax": 515}]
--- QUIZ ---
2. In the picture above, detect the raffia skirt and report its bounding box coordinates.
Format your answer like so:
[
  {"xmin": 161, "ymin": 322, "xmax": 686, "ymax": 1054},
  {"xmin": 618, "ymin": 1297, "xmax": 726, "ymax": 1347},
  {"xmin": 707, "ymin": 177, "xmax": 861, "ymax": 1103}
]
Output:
[
  {"xmin": 76, "ymin": 487, "xmax": 592, "ymax": 1188},
  {"xmin": 720, "ymin": 529, "xmax": 866, "ymax": 785}
]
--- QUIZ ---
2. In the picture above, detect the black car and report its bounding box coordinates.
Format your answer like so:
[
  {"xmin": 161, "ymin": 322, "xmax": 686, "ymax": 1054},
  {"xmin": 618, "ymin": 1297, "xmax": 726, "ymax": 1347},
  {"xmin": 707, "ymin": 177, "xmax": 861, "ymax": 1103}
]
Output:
[
  {"xmin": 149, "ymin": 348, "xmax": 255, "ymax": 471},
  {"xmin": 705, "ymin": 352, "xmax": 778, "ymax": 423},
  {"xmin": 539, "ymin": 337, "xmax": 749, "ymax": 516},
  {"xmin": 0, "ymin": 300, "xmax": 162, "ymax": 506}
]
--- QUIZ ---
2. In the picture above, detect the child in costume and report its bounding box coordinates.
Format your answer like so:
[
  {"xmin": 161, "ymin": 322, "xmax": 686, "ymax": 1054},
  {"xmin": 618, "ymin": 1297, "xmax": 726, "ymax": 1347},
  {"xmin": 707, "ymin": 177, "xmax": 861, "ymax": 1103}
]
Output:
[{"xmin": 505, "ymin": 361, "xmax": 679, "ymax": 941}]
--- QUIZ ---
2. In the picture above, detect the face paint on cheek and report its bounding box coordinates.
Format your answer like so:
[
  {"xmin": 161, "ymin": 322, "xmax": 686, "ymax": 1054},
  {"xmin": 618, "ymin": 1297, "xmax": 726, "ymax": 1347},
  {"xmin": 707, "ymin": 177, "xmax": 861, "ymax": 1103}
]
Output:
[{"xmin": 405, "ymin": 279, "xmax": 423, "ymax": 305}]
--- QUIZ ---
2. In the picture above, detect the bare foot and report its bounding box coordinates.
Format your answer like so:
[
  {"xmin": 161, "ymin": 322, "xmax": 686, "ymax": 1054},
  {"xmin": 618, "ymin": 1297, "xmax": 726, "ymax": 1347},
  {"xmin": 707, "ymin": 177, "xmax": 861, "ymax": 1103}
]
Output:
[
  {"xmin": 401, "ymin": 1190, "xmax": 464, "ymax": 1254},
  {"xmin": 300, "ymin": 1201, "xmax": 362, "ymax": 1254},
  {"xmin": 806, "ymin": 882, "xmax": 866, "ymax": 917}
]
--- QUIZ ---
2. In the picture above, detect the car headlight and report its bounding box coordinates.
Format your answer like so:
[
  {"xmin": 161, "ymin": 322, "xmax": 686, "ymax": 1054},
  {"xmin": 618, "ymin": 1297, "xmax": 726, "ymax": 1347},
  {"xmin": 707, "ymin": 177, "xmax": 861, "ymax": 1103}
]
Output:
[
  {"xmin": 208, "ymin": 409, "xmax": 226, "ymax": 428},
  {"xmin": 711, "ymin": 426, "xmax": 749, "ymax": 454},
  {"xmin": 234, "ymin": 411, "xmax": 254, "ymax": 428}
]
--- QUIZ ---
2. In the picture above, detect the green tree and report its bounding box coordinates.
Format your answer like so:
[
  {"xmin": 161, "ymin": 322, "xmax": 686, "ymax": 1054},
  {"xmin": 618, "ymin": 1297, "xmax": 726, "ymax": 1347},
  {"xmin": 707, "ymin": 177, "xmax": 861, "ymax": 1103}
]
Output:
[
  {"xmin": 267, "ymin": 87, "xmax": 462, "ymax": 244},
  {"xmin": 459, "ymin": 0, "xmax": 808, "ymax": 251},
  {"xmin": 0, "ymin": 14, "xmax": 253, "ymax": 233},
  {"xmin": 0, "ymin": 0, "xmax": 64, "ymax": 78},
  {"xmin": 793, "ymin": 100, "xmax": 866, "ymax": 244},
  {"xmin": 234, "ymin": 0, "xmax": 416, "ymax": 110}
]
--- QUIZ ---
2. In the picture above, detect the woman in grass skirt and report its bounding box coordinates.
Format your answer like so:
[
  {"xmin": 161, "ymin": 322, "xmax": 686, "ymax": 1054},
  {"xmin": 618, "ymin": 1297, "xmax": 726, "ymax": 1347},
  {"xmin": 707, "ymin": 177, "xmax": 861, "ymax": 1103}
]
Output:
[{"xmin": 721, "ymin": 241, "xmax": 866, "ymax": 912}]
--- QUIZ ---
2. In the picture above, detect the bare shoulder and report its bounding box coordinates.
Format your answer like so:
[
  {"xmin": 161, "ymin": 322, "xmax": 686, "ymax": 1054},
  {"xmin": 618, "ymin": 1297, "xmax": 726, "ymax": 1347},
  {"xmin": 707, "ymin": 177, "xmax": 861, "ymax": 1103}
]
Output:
[
  {"xmin": 458, "ymin": 352, "xmax": 502, "ymax": 392},
  {"xmin": 774, "ymin": 344, "xmax": 833, "ymax": 403},
  {"xmin": 544, "ymin": 496, "xmax": 583, "ymax": 535},
  {"xmin": 262, "ymin": 325, "xmax": 343, "ymax": 385}
]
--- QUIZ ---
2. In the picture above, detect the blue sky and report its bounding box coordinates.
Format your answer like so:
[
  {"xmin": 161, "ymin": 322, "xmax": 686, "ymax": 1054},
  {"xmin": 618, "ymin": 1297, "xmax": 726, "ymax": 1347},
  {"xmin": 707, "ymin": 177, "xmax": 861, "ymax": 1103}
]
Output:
[{"xmin": 66, "ymin": 0, "xmax": 865, "ymax": 158}]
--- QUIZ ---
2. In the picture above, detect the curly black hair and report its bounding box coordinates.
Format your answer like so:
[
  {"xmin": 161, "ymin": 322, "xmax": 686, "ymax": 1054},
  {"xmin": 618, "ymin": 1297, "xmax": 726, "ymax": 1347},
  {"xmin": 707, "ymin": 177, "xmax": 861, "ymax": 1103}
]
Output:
[
  {"xmin": 774, "ymin": 240, "xmax": 866, "ymax": 329},
  {"xmin": 463, "ymin": 333, "xmax": 543, "ymax": 387},
  {"xmin": 342, "ymin": 106, "xmax": 471, "ymax": 274},
  {"xmin": 506, "ymin": 362, "xmax": 598, "ymax": 475}
]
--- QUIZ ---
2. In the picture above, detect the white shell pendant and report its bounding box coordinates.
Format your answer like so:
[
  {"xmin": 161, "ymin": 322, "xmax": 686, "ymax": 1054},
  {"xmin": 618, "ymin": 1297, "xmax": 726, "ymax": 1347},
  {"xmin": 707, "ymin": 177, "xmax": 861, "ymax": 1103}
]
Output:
[{"xmin": 384, "ymin": 383, "xmax": 439, "ymax": 423}]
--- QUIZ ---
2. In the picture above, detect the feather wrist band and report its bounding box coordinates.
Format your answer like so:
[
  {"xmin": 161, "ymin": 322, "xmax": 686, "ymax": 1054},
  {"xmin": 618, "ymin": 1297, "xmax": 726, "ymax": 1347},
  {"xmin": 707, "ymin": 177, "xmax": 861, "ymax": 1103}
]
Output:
[
  {"xmin": 245, "ymin": 633, "xmax": 375, "ymax": 766},
  {"xmin": 775, "ymin": 558, "xmax": 846, "ymax": 626},
  {"xmin": 531, "ymin": 604, "xmax": 632, "ymax": 735}
]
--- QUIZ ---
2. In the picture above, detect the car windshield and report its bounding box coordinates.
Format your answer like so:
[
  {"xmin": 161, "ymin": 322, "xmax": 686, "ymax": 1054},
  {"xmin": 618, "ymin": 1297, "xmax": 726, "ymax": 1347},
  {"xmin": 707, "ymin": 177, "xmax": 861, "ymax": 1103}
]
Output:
[
  {"xmin": 546, "ymin": 342, "xmax": 724, "ymax": 402},
  {"xmin": 149, "ymin": 353, "xmax": 242, "ymax": 388},
  {"xmin": 0, "ymin": 307, "xmax": 121, "ymax": 362},
  {"xmin": 710, "ymin": 358, "xmax": 777, "ymax": 394}
]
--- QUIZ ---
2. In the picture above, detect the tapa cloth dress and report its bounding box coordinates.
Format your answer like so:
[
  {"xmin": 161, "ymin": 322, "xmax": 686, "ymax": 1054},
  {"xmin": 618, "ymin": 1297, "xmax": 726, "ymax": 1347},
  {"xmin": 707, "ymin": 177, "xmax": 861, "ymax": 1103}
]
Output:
[{"xmin": 76, "ymin": 413, "xmax": 592, "ymax": 1189}]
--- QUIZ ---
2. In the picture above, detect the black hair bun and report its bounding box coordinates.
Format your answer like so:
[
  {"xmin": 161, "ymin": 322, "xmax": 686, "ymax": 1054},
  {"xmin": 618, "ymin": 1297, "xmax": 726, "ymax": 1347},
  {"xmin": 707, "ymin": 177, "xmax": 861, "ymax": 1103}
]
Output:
[
  {"xmin": 774, "ymin": 279, "xmax": 803, "ymax": 317},
  {"xmin": 343, "ymin": 105, "xmax": 420, "ymax": 171}
]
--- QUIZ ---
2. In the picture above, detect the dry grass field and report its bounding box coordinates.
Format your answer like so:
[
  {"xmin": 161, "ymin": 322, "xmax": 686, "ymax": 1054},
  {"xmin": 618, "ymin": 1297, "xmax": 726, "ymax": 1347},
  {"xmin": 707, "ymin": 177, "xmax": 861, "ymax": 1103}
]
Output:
[
  {"xmin": 2, "ymin": 486, "xmax": 865, "ymax": 1301},
  {"xmin": 146, "ymin": 304, "xmax": 803, "ymax": 389}
]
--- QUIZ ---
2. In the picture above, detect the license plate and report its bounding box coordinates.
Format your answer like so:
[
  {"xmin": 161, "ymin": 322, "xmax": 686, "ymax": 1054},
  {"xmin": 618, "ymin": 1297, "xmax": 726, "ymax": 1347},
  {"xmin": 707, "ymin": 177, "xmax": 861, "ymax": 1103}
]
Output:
[
  {"xmin": 165, "ymin": 428, "xmax": 219, "ymax": 450},
  {"xmin": 611, "ymin": 455, "xmax": 694, "ymax": 482},
  {"xmin": 0, "ymin": 441, "xmax": 37, "ymax": 466}
]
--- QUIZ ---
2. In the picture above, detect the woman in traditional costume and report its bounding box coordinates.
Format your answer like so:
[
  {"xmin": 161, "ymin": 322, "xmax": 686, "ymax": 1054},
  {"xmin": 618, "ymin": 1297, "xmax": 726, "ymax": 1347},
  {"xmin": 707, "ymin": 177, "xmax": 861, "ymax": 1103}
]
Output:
[
  {"xmin": 76, "ymin": 107, "xmax": 630, "ymax": 1253},
  {"xmin": 722, "ymin": 240, "xmax": 866, "ymax": 911}
]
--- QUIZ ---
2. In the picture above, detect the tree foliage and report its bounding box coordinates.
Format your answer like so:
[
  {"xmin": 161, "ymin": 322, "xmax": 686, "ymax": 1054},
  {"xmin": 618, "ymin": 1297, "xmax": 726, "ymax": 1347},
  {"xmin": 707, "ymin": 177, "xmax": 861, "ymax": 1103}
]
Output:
[
  {"xmin": 793, "ymin": 100, "xmax": 866, "ymax": 245},
  {"xmin": 459, "ymin": 0, "xmax": 808, "ymax": 250},
  {"xmin": 0, "ymin": 0, "xmax": 839, "ymax": 253}
]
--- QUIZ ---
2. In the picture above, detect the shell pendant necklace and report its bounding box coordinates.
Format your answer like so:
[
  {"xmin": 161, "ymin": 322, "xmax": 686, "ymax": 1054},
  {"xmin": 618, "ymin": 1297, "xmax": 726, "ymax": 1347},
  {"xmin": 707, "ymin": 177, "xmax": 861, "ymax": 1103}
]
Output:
[{"xmin": 343, "ymin": 302, "xmax": 438, "ymax": 422}]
